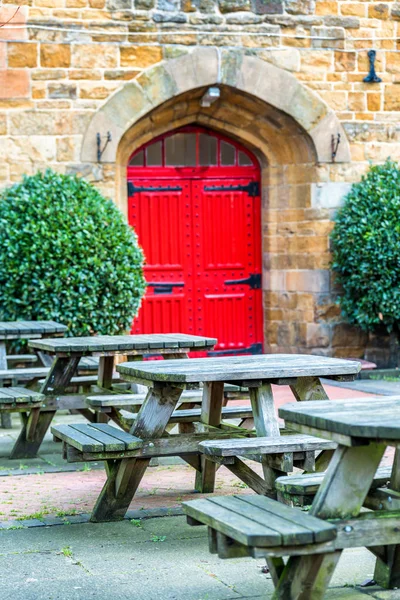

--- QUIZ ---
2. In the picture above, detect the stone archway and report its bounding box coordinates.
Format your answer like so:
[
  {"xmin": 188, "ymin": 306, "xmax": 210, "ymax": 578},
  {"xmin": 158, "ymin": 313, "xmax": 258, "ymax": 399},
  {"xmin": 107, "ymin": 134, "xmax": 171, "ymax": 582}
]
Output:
[
  {"xmin": 80, "ymin": 48, "xmax": 351, "ymax": 355},
  {"xmin": 81, "ymin": 47, "xmax": 350, "ymax": 167}
]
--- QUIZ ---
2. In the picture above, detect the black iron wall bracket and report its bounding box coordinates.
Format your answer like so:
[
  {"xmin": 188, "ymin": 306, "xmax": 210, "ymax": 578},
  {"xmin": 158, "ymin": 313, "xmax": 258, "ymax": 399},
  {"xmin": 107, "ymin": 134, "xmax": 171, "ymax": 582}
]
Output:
[
  {"xmin": 331, "ymin": 133, "xmax": 341, "ymax": 162},
  {"xmin": 363, "ymin": 50, "xmax": 382, "ymax": 83},
  {"xmin": 96, "ymin": 131, "xmax": 112, "ymax": 162}
]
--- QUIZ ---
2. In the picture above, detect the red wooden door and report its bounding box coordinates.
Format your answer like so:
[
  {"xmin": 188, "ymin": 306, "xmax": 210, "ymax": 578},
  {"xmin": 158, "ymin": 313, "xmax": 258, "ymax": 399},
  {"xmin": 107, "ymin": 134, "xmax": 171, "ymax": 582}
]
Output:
[
  {"xmin": 192, "ymin": 178, "xmax": 262, "ymax": 355},
  {"xmin": 128, "ymin": 127, "xmax": 263, "ymax": 355},
  {"xmin": 128, "ymin": 179, "xmax": 193, "ymax": 335}
]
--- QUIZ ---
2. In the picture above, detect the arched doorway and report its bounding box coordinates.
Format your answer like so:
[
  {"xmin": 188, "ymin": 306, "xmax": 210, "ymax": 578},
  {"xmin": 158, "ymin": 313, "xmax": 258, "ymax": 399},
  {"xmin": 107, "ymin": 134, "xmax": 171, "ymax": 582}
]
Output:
[{"xmin": 128, "ymin": 125, "xmax": 263, "ymax": 356}]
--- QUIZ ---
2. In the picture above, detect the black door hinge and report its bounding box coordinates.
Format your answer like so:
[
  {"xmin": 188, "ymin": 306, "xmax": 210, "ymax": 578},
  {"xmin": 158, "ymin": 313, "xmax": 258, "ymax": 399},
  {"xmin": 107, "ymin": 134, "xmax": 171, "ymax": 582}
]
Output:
[
  {"xmin": 204, "ymin": 181, "xmax": 260, "ymax": 197},
  {"xmin": 224, "ymin": 273, "xmax": 261, "ymax": 289},
  {"xmin": 208, "ymin": 343, "xmax": 263, "ymax": 357},
  {"xmin": 128, "ymin": 182, "xmax": 183, "ymax": 196}
]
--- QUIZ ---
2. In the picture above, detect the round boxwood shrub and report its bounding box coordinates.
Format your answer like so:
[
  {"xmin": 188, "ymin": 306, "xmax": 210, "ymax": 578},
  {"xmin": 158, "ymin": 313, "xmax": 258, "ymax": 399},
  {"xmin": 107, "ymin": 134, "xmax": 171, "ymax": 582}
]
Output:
[
  {"xmin": 331, "ymin": 159, "xmax": 400, "ymax": 336},
  {"xmin": 0, "ymin": 169, "xmax": 146, "ymax": 336}
]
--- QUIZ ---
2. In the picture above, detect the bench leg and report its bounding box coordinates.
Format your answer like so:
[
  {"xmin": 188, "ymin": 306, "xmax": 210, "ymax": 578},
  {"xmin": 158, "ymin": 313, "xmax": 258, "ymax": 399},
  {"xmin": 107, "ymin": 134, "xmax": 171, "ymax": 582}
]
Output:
[
  {"xmin": 274, "ymin": 442, "xmax": 386, "ymax": 599},
  {"xmin": 195, "ymin": 382, "xmax": 224, "ymax": 493},
  {"xmin": 374, "ymin": 449, "xmax": 400, "ymax": 588},
  {"xmin": 11, "ymin": 356, "xmax": 80, "ymax": 459},
  {"xmin": 10, "ymin": 410, "xmax": 55, "ymax": 459},
  {"xmin": 91, "ymin": 383, "xmax": 183, "ymax": 522},
  {"xmin": 0, "ymin": 343, "xmax": 11, "ymax": 429}
]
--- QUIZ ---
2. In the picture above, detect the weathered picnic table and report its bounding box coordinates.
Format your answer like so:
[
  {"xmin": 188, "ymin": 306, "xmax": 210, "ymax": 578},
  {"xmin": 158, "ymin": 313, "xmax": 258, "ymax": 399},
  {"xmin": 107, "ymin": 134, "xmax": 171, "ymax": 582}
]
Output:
[
  {"xmin": 53, "ymin": 354, "xmax": 360, "ymax": 522},
  {"xmin": 183, "ymin": 396, "xmax": 400, "ymax": 599},
  {"xmin": 0, "ymin": 320, "xmax": 67, "ymax": 429},
  {"xmin": 12, "ymin": 334, "xmax": 216, "ymax": 460}
]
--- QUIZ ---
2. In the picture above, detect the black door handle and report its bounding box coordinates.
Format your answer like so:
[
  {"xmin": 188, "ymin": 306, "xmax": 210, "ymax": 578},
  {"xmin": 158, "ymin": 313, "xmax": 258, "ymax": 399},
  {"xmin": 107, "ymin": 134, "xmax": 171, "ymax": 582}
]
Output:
[{"xmin": 148, "ymin": 282, "xmax": 184, "ymax": 295}]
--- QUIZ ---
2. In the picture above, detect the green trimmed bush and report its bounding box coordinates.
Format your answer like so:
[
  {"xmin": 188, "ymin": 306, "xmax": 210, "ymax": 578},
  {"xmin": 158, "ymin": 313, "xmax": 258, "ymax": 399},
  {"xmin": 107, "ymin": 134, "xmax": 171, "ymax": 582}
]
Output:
[
  {"xmin": 331, "ymin": 159, "xmax": 400, "ymax": 336},
  {"xmin": 0, "ymin": 169, "xmax": 146, "ymax": 336}
]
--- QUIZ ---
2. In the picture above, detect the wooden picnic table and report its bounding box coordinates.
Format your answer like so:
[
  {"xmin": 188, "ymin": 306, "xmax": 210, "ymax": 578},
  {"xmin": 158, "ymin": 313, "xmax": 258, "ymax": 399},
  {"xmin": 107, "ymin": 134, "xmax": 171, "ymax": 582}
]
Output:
[
  {"xmin": 64, "ymin": 354, "xmax": 358, "ymax": 522},
  {"xmin": 0, "ymin": 320, "xmax": 67, "ymax": 429},
  {"xmin": 274, "ymin": 397, "xmax": 400, "ymax": 598},
  {"xmin": 11, "ymin": 334, "xmax": 216, "ymax": 460}
]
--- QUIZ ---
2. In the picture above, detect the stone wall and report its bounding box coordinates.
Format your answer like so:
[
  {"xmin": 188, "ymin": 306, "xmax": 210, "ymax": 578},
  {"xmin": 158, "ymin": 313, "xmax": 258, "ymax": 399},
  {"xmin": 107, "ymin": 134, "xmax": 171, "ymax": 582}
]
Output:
[{"xmin": 0, "ymin": 0, "xmax": 399, "ymax": 364}]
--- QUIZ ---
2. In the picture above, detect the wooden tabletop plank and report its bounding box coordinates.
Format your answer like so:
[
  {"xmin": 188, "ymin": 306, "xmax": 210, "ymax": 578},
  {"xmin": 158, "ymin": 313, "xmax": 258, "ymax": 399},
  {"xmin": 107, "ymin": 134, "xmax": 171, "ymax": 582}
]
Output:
[
  {"xmin": 279, "ymin": 396, "xmax": 400, "ymax": 440},
  {"xmin": 29, "ymin": 334, "xmax": 217, "ymax": 354},
  {"xmin": 117, "ymin": 355, "xmax": 361, "ymax": 383},
  {"xmin": 0, "ymin": 320, "xmax": 67, "ymax": 339}
]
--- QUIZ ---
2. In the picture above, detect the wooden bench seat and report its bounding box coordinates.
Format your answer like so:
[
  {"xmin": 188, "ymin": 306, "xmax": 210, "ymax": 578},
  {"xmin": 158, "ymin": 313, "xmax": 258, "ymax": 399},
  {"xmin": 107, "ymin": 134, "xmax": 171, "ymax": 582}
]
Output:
[
  {"xmin": 6, "ymin": 354, "xmax": 38, "ymax": 367},
  {"xmin": 276, "ymin": 465, "xmax": 392, "ymax": 506},
  {"xmin": 183, "ymin": 495, "xmax": 337, "ymax": 560},
  {"xmin": 121, "ymin": 405, "xmax": 254, "ymax": 425},
  {"xmin": 0, "ymin": 387, "xmax": 44, "ymax": 410},
  {"xmin": 52, "ymin": 423, "xmax": 143, "ymax": 452},
  {"xmin": 52, "ymin": 423, "xmax": 251, "ymax": 462},
  {"xmin": 198, "ymin": 435, "xmax": 336, "ymax": 489},
  {"xmin": 200, "ymin": 434, "xmax": 336, "ymax": 458},
  {"xmin": 0, "ymin": 367, "xmax": 50, "ymax": 384},
  {"xmin": 86, "ymin": 389, "xmax": 204, "ymax": 410}
]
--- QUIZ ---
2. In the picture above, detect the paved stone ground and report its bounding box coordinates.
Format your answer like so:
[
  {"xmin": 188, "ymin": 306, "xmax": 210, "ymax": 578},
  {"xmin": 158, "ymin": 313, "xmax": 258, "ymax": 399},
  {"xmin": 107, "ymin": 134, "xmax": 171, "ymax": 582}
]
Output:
[
  {"xmin": 0, "ymin": 514, "xmax": 398, "ymax": 600},
  {"xmin": 0, "ymin": 380, "xmax": 398, "ymax": 599}
]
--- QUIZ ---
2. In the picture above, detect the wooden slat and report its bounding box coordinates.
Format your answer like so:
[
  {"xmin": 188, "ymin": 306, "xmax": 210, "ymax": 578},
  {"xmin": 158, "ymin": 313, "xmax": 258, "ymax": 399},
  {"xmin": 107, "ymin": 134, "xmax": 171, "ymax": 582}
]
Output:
[
  {"xmin": 122, "ymin": 405, "xmax": 253, "ymax": 425},
  {"xmin": 0, "ymin": 320, "xmax": 67, "ymax": 339},
  {"xmin": 70, "ymin": 424, "xmax": 126, "ymax": 451},
  {"xmin": 0, "ymin": 367, "xmax": 50, "ymax": 381},
  {"xmin": 183, "ymin": 497, "xmax": 283, "ymax": 547},
  {"xmin": 0, "ymin": 388, "xmax": 44, "ymax": 404},
  {"xmin": 275, "ymin": 465, "xmax": 392, "ymax": 496},
  {"xmin": 183, "ymin": 495, "xmax": 336, "ymax": 547},
  {"xmin": 89, "ymin": 424, "xmax": 143, "ymax": 450},
  {"xmin": 29, "ymin": 334, "xmax": 217, "ymax": 354},
  {"xmin": 51, "ymin": 424, "xmax": 105, "ymax": 452},
  {"xmin": 117, "ymin": 354, "xmax": 361, "ymax": 384},
  {"xmin": 279, "ymin": 396, "xmax": 400, "ymax": 441},
  {"xmin": 87, "ymin": 389, "xmax": 203, "ymax": 408},
  {"xmin": 236, "ymin": 496, "xmax": 336, "ymax": 544},
  {"xmin": 200, "ymin": 434, "xmax": 336, "ymax": 457}
]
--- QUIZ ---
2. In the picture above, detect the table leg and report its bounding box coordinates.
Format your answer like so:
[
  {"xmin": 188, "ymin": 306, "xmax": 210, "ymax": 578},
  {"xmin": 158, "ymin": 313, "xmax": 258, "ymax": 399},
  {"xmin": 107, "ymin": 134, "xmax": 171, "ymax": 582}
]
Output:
[
  {"xmin": 290, "ymin": 377, "xmax": 333, "ymax": 472},
  {"xmin": 273, "ymin": 442, "xmax": 386, "ymax": 599},
  {"xmin": 249, "ymin": 383, "xmax": 282, "ymax": 495},
  {"xmin": 10, "ymin": 356, "xmax": 80, "ymax": 459},
  {"xmin": 374, "ymin": 449, "xmax": 400, "ymax": 588},
  {"xmin": 195, "ymin": 381, "xmax": 224, "ymax": 493},
  {"xmin": 0, "ymin": 341, "xmax": 11, "ymax": 429},
  {"xmin": 97, "ymin": 356, "xmax": 114, "ymax": 389},
  {"xmin": 91, "ymin": 382, "xmax": 183, "ymax": 522}
]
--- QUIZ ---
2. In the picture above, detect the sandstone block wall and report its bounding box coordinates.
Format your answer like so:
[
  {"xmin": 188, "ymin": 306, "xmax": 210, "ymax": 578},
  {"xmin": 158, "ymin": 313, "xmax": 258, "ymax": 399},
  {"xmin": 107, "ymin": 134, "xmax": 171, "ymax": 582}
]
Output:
[{"xmin": 0, "ymin": 0, "xmax": 399, "ymax": 364}]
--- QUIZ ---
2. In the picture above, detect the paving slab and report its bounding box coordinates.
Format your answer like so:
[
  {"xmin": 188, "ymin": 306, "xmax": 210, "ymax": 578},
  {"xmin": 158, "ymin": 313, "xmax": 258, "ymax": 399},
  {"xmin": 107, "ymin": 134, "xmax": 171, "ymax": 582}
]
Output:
[{"xmin": 0, "ymin": 516, "xmax": 389, "ymax": 600}]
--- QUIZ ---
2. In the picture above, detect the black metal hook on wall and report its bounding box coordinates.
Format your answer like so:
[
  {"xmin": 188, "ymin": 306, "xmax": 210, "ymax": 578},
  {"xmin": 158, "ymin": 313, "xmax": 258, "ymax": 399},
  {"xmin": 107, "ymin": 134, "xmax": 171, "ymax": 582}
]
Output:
[
  {"xmin": 96, "ymin": 131, "xmax": 112, "ymax": 162},
  {"xmin": 363, "ymin": 50, "xmax": 382, "ymax": 83},
  {"xmin": 331, "ymin": 133, "xmax": 341, "ymax": 162}
]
